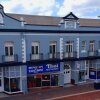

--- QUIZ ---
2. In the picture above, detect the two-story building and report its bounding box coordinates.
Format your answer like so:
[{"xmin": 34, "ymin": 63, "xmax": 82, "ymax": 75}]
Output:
[{"xmin": 0, "ymin": 4, "xmax": 100, "ymax": 94}]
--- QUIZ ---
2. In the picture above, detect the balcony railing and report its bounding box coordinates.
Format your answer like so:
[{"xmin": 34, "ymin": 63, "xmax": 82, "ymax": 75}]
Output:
[
  {"xmin": 63, "ymin": 52, "xmax": 77, "ymax": 58},
  {"xmin": 48, "ymin": 52, "xmax": 60, "ymax": 59},
  {"xmin": 2, "ymin": 54, "xmax": 18, "ymax": 62},
  {"xmin": 88, "ymin": 51, "xmax": 98, "ymax": 57},
  {"xmin": 30, "ymin": 53, "xmax": 43, "ymax": 61}
]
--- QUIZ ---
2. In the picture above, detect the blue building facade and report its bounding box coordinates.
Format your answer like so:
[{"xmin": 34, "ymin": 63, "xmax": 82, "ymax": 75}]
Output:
[{"xmin": 0, "ymin": 4, "xmax": 100, "ymax": 94}]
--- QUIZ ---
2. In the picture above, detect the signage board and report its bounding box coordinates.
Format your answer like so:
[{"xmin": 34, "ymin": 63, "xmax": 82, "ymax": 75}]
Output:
[
  {"xmin": 89, "ymin": 70, "xmax": 100, "ymax": 79},
  {"xmin": 27, "ymin": 63, "xmax": 60, "ymax": 75}
]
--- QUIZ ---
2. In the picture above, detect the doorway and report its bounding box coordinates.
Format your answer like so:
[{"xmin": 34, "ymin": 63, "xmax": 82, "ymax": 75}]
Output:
[{"xmin": 64, "ymin": 64, "xmax": 71, "ymax": 84}]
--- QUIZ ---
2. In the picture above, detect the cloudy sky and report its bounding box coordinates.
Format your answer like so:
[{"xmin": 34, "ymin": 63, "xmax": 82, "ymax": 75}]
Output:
[{"xmin": 1, "ymin": 0, "xmax": 100, "ymax": 18}]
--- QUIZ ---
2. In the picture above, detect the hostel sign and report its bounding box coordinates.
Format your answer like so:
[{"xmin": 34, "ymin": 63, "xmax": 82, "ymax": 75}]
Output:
[{"xmin": 27, "ymin": 63, "xmax": 60, "ymax": 74}]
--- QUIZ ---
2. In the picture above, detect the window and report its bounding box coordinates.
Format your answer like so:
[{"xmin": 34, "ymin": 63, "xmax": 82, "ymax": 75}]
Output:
[
  {"xmin": 0, "ymin": 13, "xmax": 3, "ymax": 24},
  {"xmin": 98, "ymin": 41, "xmax": 100, "ymax": 50},
  {"xmin": 89, "ymin": 41, "xmax": 94, "ymax": 52},
  {"xmin": 5, "ymin": 42, "xmax": 14, "ymax": 56},
  {"xmin": 65, "ymin": 21, "xmax": 76, "ymax": 29},
  {"xmin": 65, "ymin": 41, "xmax": 73, "ymax": 52},
  {"xmin": 82, "ymin": 41, "xmax": 86, "ymax": 50},
  {"xmin": 4, "ymin": 67, "xmax": 21, "ymax": 92},
  {"xmin": 31, "ymin": 42, "xmax": 39, "ymax": 54},
  {"xmin": 49, "ymin": 41, "xmax": 56, "ymax": 53}
]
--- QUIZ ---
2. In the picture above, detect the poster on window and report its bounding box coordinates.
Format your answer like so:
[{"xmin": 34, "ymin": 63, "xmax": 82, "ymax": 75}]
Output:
[{"xmin": 89, "ymin": 71, "xmax": 100, "ymax": 79}]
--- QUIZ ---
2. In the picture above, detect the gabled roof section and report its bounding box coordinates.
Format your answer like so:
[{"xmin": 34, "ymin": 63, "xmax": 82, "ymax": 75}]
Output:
[
  {"xmin": 63, "ymin": 12, "xmax": 79, "ymax": 20},
  {"xmin": 5, "ymin": 12, "xmax": 100, "ymax": 27},
  {"xmin": 7, "ymin": 13, "xmax": 61, "ymax": 26},
  {"xmin": 79, "ymin": 18, "xmax": 100, "ymax": 27},
  {"xmin": 0, "ymin": 4, "xmax": 3, "ymax": 9}
]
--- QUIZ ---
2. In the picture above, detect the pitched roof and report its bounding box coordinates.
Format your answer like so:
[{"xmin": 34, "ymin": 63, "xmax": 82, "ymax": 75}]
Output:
[
  {"xmin": 6, "ymin": 13, "xmax": 61, "ymax": 26},
  {"xmin": 79, "ymin": 18, "xmax": 100, "ymax": 27},
  {"xmin": 6, "ymin": 13, "xmax": 100, "ymax": 27}
]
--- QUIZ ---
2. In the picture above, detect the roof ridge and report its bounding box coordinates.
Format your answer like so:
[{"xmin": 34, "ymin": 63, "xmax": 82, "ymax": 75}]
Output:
[{"xmin": 6, "ymin": 13, "xmax": 61, "ymax": 18}]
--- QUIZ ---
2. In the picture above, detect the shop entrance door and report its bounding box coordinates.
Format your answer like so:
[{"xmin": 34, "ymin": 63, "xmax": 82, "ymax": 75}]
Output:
[
  {"xmin": 64, "ymin": 64, "xmax": 71, "ymax": 84},
  {"xmin": 0, "ymin": 68, "xmax": 3, "ymax": 92},
  {"xmin": 42, "ymin": 75, "xmax": 50, "ymax": 86}
]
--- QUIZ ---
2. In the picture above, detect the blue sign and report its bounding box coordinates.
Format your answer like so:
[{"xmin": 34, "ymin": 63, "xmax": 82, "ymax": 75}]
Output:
[
  {"xmin": 89, "ymin": 71, "xmax": 100, "ymax": 79},
  {"xmin": 27, "ymin": 63, "xmax": 60, "ymax": 75}
]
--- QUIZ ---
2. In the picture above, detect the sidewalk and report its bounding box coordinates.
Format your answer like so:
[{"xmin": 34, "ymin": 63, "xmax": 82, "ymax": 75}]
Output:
[{"xmin": 0, "ymin": 83, "xmax": 99, "ymax": 100}]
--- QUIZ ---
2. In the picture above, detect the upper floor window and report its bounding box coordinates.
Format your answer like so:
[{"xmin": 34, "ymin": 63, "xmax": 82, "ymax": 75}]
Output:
[
  {"xmin": 82, "ymin": 41, "xmax": 86, "ymax": 51},
  {"xmin": 31, "ymin": 42, "xmax": 39, "ymax": 54},
  {"xmin": 65, "ymin": 41, "xmax": 73, "ymax": 52},
  {"xmin": 0, "ymin": 13, "xmax": 3, "ymax": 24},
  {"xmin": 49, "ymin": 41, "xmax": 56, "ymax": 53},
  {"xmin": 89, "ymin": 40, "xmax": 95, "ymax": 52},
  {"xmin": 65, "ymin": 21, "xmax": 76, "ymax": 29},
  {"xmin": 4, "ymin": 42, "xmax": 14, "ymax": 56},
  {"xmin": 98, "ymin": 41, "xmax": 100, "ymax": 50}
]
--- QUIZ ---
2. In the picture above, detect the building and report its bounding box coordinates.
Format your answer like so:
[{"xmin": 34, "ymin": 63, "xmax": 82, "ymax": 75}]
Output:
[{"xmin": 0, "ymin": 4, "xmax": 100, "ymax": 94}]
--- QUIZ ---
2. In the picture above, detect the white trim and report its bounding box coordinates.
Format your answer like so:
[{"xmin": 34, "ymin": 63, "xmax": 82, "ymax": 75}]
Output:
[
  {"xmin": 4, "ymin": 91, "xmax": 22, "ymax": 94},
  {"xmin": 21, "ymin": 37, "xmax": 26, "ymax": 63},
  {"xmin": 60, "ymin": 38, "xmax": 63, "ymax": 60},
  {"xmin": 24, "ymin": 33, "xmax": 100, "ymax": 36},
  {"xmin": 71, "ymin": 70, "xmax": 79, "ymax": 72},
  {"xmin": 0, "ymin": 33, "xmax": 20, "ymax": 35},
  {"xmin": 76, "ymin": 38, "xmax": 79, "ymax": 58},
  {"xmin": 20, "ymin": 66, "xmax": 22, "ymax": 91},
  {"xmin": 0, "ymin": 33, "xmax": 100, "ymax": 36}
]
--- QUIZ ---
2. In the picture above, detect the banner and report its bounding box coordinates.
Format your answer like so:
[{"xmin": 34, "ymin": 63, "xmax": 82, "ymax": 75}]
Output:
[{"xmin": 27, "ymin": 63, "xmax": 60, "ymax": 75}]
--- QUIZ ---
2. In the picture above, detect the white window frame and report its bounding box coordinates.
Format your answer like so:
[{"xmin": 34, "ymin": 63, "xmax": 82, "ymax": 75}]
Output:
[
  {"xmin": 31, "ymin": 42, "xmax": 39, "ymax": 54},
  {"xmin": 89, "ymin": 41, "xmax": 95, "ymax": 52},
  {"xmin": 65, "ymin": 21, "xmax": 76, "ymax": 29},
  {"xmin": 65, "ymin": 41, "xmax": 73, "ymax": 53},
  {"xmin": 81, "ymin": 41, "xmax": 86, "ymax": 52},
  {"xmin": 49, "ymin": 41, "xmax": 57, "ymax": 53},
  {"xmin": 4, "ymin": 42, "xmax": 14, "ymax": 56},
  {"xmin": 98, "ymin": 41, "xmax": 100, "ymax": 52}
]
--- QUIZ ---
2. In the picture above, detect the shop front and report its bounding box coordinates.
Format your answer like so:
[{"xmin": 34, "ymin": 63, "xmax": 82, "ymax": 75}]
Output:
[
  {"xmin": 3, "ymin": 66, "xmax": 21, "ymax": 94},
  {"xmin": 27, "ymin": 63, "xmax": 60, "ymax": 88}
]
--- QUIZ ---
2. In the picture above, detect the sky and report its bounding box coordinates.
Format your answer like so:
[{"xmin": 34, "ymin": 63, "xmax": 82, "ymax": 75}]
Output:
[{"xmin": 0, "ymin": 0, "xmax": 100, "ymax": 18}]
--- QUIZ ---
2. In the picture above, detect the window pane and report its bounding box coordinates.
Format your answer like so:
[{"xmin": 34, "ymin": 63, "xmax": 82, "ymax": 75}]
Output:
[
  {"xmin": 5, "ymin": 47, "xmax": 8, "ymax": 56},
  {"xmin": 4, "ymin": 78, "xmax": 10, "ymax": 92},
  {"xmin": 36, "ymin": 46, "xmax": 39, "ymax": 54},
  {"xmin": 50, "ymin": 45, "xmax": 52, "ymax": 53},
  {"xmin": 31, "ymin": 46, "xmax": 34, "ymax": 54},
  {"xmin": 42, "ymin": 75, "xmax": 50, "ymax": 80},
  {"xmin": 66, "ymin": 46, "xmax": 68, "ymax": 52},
  {"xmin": 99, "ymin": 41, "xmax": 100, "ymax": 49},
  {"xmin": 53, "ymin": 45, "xmax": 56, "ymax": 53},
  {"xmin": 10, "ymin": 46, "xmax": 13, "ymax": 55},
  {"xmin": 10, "ymin": 78, "xmax": 20, "ymax": 92},
  {"xmin": 10, "ymin": 67, "xmax": 15, "ymax": 71},
  {"xmin": 82, "ymin": 41, "xmax": 86, "ymax": 50}
]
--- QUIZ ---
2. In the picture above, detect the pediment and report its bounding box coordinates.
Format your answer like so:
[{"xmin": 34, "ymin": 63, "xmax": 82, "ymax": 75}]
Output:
[{"xmin": 63, "ymin": 12, "xmax": 79, "ymax": 20}]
